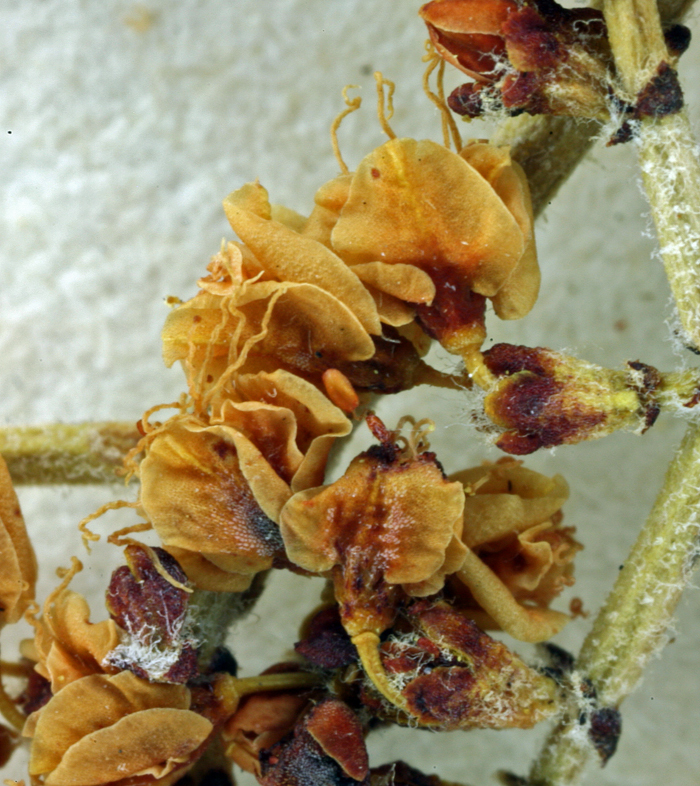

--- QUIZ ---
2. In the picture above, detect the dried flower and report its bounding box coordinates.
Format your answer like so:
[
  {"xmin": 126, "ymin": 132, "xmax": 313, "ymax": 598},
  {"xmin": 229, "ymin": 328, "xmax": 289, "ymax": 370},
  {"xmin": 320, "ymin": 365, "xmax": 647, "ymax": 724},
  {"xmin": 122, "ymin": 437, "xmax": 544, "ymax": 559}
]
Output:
[
  {"xmin": 361, "ymin": 600, "xmax": 560, "ymax": 730},
  {"xmin": 482, "ymin": 343, "xmax": 662, "ymax": 454},
  {"xmin": 163, "ymin": 237, "xmax": 433, "ymax": 411},
  {"xmin": 22, "ymin": 560, "xmax": 119, "ymax": 694},
  {"xmin": 138, "ymin": 414, "xmax": 287, "ymax": 593},
  {"xmin": 421, "ymin": 0, "xmax": 613, "ymax": 119},
  {"xmin": 279, "ymin": 416, "xmax": 465, "ymax": 709},
  {"xmin": 448, "ymin": 458, "xmax": 579, "ymax": 641},
  {"xmin": 24, "ymin": 670, "xmax": 214, "ymax": 786},
  {"xmin": 328, "ymin": 138, "xmax": 538, "ymax": 379},
  {"xmin": 0, "ymin": 455, "xmax": 37, "ymax": 627}
]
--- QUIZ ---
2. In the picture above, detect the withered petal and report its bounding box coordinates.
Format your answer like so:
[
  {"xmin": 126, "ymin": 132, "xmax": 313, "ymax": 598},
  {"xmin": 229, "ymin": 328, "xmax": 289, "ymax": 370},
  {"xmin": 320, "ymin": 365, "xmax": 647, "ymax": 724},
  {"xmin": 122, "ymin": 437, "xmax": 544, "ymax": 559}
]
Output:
[{"xmin": 44, "ymin": 709, "xmax": 212, "ymax": 786}]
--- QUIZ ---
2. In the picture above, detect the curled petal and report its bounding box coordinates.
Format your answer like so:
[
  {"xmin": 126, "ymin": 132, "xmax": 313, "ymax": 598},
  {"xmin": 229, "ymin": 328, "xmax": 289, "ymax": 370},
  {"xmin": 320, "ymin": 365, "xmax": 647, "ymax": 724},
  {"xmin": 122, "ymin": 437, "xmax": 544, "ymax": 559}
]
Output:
[
  {"xmin": 451, "ymin": 460, "xmax": 569, "ymax": 547},
  {"xmin": 28, "ymin": 671, "xmax": 210, "ymax": 786},
  {"xmin": 455, "ymin": 548, "xmax": 570, "ymax": 642},
  {"xmin": 139, "ymin": 418, "xmax": 286, "ymax": 584},
  {"xmin": 331, "ymin": 138, "xmax": 524, "ymax": 298},
  {"xmin": 0, "ymin": 455, "xmax": 37, "ymax": 626},
  {"xmin": 224, "ymin": 182, "xmax": 381, "ymax": 336}
]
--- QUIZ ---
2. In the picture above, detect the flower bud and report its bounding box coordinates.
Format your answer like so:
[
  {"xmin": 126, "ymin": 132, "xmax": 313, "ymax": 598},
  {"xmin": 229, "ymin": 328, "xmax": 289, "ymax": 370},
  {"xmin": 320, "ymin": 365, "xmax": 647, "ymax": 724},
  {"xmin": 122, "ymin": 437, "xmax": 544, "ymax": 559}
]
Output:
[
  {"xmin": 482, "ymin": 344, "xmax": 661, "ymax": 454},
  {"xmin": 361, "ymin": 600, "xmax": 559, "ymax": 730}
]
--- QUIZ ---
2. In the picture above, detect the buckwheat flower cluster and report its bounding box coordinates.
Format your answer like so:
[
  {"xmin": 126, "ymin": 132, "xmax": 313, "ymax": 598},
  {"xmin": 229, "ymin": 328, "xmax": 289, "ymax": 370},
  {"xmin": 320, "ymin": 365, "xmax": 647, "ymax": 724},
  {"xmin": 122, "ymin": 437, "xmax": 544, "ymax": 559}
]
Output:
[{"xmin": 2, "ymin": 80, "xmax": 587, "ymax": 786}]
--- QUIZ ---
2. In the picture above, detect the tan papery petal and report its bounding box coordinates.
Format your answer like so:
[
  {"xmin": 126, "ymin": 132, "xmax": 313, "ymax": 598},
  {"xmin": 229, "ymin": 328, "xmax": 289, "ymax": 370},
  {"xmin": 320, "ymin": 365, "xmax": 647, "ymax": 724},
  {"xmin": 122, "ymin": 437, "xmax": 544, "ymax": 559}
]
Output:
[
  {"xmin": 28, "ymin": 671, "xmax": 191, "ymax": 776},
  {"xmin": 270, "ymin": 204, "xmax": 307, "ymax": 234},
  {"xmin": 33, "ymin": 590, "xmax": 120, "ymax": 692},
  {"xmin": 223, "ymin": 182, "xmax": 381, "ymax": 335},
  {"xmin": 163, "ymin": 547, "xmax": 253, "ymax": 593},
  {"xmin": 459, "ymin": 143, "xmax": 540, "ymax": 319},
  {"xmin": 280, "ymin": 450, "xmax": 465, "ymax": 590},
  {"xmin": 362, "ymin": 284, "xmax": 417, "ymax": 326},
  {"xmin": 455, "ymin": 549, "xmax": 570, "ymax": 642},
  {"xmin": 302, "ymin": 174, "xmax": 352, "ymax": 247},
  {"xmin": 0, "ymin": 455, "xmax": 37, "ymax": 625},
  {"xmin": 330, "ymin": 138, "xmax": 524, "ymax": 297},
  {"xmin": 229, "ymin": 370, "xmax": 351, "ymax": 491},
  {"xmin": 139, "ymin": 418, "xmax": 286, "ymax": 577},
  {"xmin": 451, "ymin": 463, "xmax": 569, "ymax": 547},
  {"xmin": 350, "ymin": 262, "xmax": 436, "ymax": 305},
  {"xmin": 48, "ymin": 709, "xmax": 210, "ymax": 786}
]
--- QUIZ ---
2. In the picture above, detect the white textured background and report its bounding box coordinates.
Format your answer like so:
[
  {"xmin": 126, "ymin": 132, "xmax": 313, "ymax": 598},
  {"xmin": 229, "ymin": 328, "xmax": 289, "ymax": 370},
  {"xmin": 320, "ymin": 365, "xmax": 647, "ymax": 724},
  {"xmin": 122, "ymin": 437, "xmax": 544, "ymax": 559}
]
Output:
[{"xmin": 2, "ymin": 1, "xmax": 700, "ymax": 784}]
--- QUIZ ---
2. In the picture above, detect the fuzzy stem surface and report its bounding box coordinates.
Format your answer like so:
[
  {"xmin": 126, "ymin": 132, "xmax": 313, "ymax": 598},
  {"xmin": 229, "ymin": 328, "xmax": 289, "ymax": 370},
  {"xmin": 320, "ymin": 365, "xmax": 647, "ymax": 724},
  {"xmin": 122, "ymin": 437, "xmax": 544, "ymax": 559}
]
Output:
[
  {"xmin": 0, "ymin": 423, "xmax": 140, "ymax": 485},
  {"xmin": 528, "ymin": 421, "xmax": 700, "ymax": 785}
]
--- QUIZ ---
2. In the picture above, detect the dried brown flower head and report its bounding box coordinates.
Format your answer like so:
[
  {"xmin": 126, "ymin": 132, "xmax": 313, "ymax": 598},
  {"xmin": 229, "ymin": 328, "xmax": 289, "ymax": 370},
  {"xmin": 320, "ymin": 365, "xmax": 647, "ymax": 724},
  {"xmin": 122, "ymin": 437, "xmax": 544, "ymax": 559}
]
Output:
[
  {"xmin": 421, "ymin": 0, "xmax": 612, "ymax": 119},
  {"xmin": 280, "ymin": 416, "xmax": 465, "ymax": 709},
  {"xmin": 448, "ymin": 458, "xmax": 579, "ymax": 641},
  {"xmin": 328, "ymin": 138, "xmax": 538, "ymax": 379}
]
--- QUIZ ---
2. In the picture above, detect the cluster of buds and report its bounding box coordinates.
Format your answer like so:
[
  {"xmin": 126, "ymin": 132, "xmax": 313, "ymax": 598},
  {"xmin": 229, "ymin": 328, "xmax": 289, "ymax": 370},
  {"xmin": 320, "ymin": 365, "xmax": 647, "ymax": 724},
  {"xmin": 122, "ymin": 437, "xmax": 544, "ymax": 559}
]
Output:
[{"xmin": 420, "ymin": 0, "xmax": 689, "ymax": 134}]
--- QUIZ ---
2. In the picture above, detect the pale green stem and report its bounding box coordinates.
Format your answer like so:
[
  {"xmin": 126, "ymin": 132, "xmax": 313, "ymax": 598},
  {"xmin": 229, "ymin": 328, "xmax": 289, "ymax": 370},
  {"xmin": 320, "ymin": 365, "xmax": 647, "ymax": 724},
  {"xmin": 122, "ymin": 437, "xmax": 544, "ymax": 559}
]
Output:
[
  {"xmin": 0, "ymin": 422, "xmax": 140, "ymax": 485},
  {"xmin": 637, "ymin": 110, "xmax": 700, "ymax": 350},
  {"xmin": 528, "ymin": 421, "xmax": 700, "ymax": 786}
]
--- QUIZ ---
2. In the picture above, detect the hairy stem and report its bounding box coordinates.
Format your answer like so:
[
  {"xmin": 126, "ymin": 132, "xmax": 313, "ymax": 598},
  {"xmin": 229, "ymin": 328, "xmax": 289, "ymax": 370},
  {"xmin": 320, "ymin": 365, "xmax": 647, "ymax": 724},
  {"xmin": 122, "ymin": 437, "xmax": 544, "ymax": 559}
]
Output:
[
  {"xmin": 636, "ymin": 111, "xmax": 700, "ymax": 350},
  {"xmin": 528, "ymin": 421, "xmax": 700, "ymax": 785},
  {"xmin": 602, "ymin": 0, "xmax": 700, "ymax": 349},
  {"xmin": 0, "ymin": 423, "xmax": 140, "ymax": 485}
]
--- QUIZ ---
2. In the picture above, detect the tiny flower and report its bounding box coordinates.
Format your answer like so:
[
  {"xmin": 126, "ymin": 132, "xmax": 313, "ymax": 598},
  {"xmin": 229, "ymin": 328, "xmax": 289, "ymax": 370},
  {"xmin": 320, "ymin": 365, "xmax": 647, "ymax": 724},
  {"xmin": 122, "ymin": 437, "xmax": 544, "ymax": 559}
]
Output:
[
  {"xmin": 24, "ymin": 670, "xmax": 214, "ymax": 786},
  {"xmin": 361, "ymin": 600, "xmax": 560, "ymax": 730},
  {"xmin": 481, "ymin": 344, "xmax": 662, "ymax": 454},
  {"xmin": 448, "ymin": 458, "xmax": 580, "ymax": 642},
  {"xmin": 0, "ymin": 455, "xmax": 37, "ymax": 627},
  {"xmin": 279, "ymin": 415, "xmax": 465, "ymax": 710},
  {"xmin": 328, "ymin": 137, "xmax": 538, "ymax": 380}
]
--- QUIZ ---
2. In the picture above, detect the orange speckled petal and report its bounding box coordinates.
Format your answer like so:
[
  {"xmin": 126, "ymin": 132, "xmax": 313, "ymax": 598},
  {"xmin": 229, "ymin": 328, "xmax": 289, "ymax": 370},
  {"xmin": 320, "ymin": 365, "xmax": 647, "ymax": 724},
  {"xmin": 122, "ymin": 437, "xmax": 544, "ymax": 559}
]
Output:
[
  {"xmin": 45, "ymin": 708, "xmax": 211, "ymax": 786},
  {"xmin": 331, "ymin": 138, "xmax": 524, "ymax": 297}
]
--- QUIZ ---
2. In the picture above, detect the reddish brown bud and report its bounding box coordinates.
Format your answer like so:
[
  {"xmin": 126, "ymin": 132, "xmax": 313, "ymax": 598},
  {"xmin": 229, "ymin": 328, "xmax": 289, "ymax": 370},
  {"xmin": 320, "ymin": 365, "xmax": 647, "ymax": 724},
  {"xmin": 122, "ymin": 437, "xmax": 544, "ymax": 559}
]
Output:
[
  {"xmin": 424, "ymin": 0, "xmax": 618, "ymax": 120},
  {"xmin": 105, "ymin": 545, "xmax": 198, "ymax": 683},
  {"xmin": 482, "ymin": 344, "xmax": 659, "ymax": 454},
  {"xmin": 361, "ymin": 601, "xmax": 560, "ymax": 730},
  {"xmin": 294, "ymin": 606, "xmax": 358, "ymax": 670}
]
